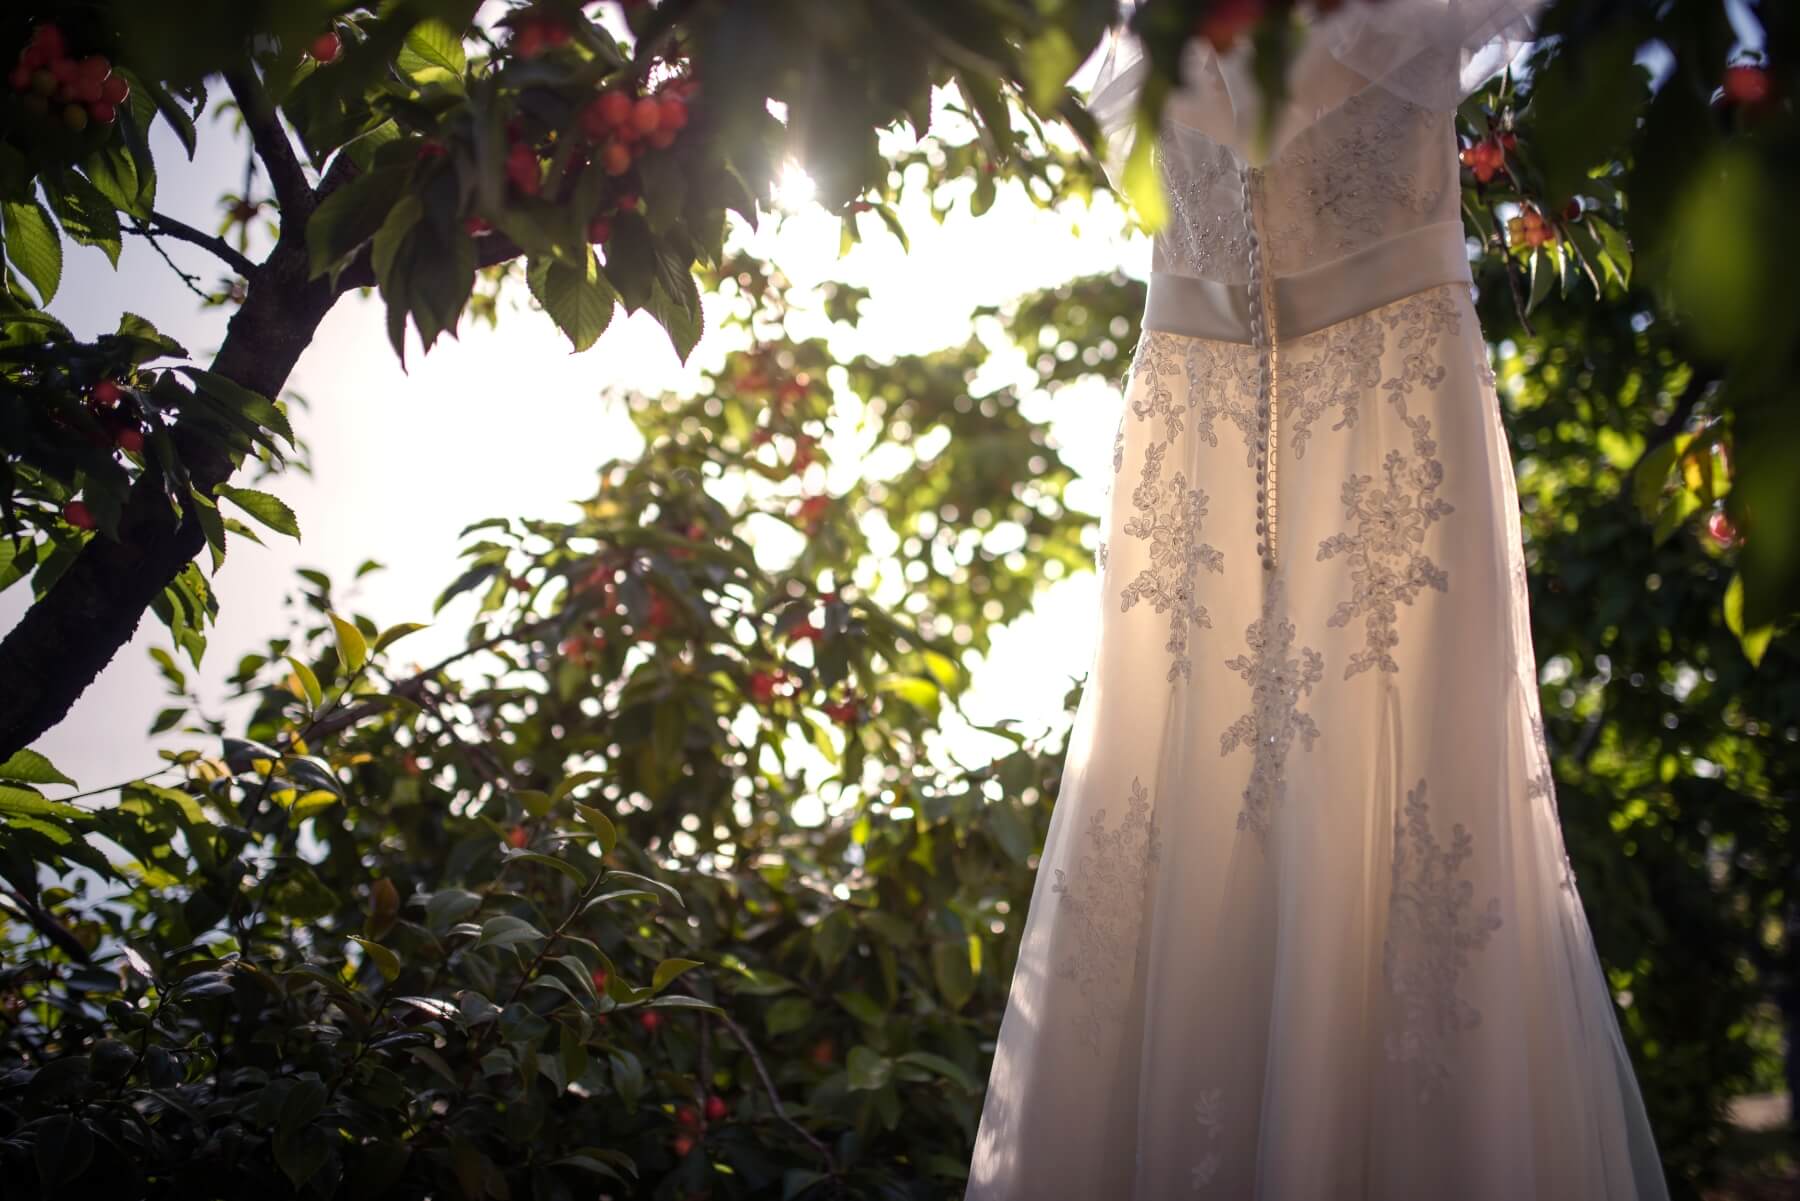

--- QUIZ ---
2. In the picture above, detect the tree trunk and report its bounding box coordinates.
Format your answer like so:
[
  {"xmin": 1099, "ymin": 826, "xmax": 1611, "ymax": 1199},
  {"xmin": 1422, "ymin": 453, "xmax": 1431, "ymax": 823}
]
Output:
[{"xmin": 0, "ymin": 236, "xmax": 339, "ymax": 760}]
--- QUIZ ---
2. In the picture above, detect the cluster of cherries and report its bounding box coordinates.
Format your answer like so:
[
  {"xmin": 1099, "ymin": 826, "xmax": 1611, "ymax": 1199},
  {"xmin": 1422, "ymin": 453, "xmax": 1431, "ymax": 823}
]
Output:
[
  {"xmin": 1507, "ymin": 204, "xmax": 1557, "ymax": 249},
  {"xmin": 60, "ymin": 376, "xmax": 146, "ymax": 531},
  {"xmin": 670, "ymin": 1093, "xmax": 731, "ymax": 1157},
  {"xmin": 8, "ymin": 23, "xmax": 130, "ymax": 131},
  {"xmin": 1458, "ymin": 131, "xmax": 1515, "ymax": 184}
]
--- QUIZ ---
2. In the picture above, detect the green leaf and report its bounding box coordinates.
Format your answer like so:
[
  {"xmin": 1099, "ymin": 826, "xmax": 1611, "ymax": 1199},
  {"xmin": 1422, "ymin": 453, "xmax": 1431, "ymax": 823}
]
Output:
[
  {"xmin": 528, "ymin": 250, "xmax": 616, "ymax": 353},
  {"xmin": 650, "ymin": 957, "xmax": 702, "ymax": 994},
  {"xmin": 573, "ymin": 801, "xmax": 617, "ymax": 855},
  {"xmin": 374, "ymin": 621, "xmax": 427, "ymax": 651},
  {"xmin": 182, "ymin": 367, "xmax": 296, "ymax": 447},
  {"xmin": 308, "ymin": 166, "xmax": 409, "ymax": 280},
  {"xmin": 766, "ymin": 995, "xmax": 814, "ymax": 1036},
  {"xmin": 2, "ymin": 199, "xmax": 62, "ymax": 306},
  {"xmin": 895, "ymin": 1050, "xmax": 978, "ymax": 1092},
  {"xmin": 44, "ymin": 170, "xmax": 122, "ymax": 266},
  {"xmin": 399, "ymin": 19, "xmax": 467, "ymax": 81},
  {"xmin": 351, "ymin": 936, "xmax": 401, "ymax": 982},
  {"xmin": 1121, "ymin": 118, "xmax": 1167, "ymax": 232},
  {"xmin": 500, "ymin": 849, "xmax": 589, "ymax": 887},
  {"xmin": 846, "ymin": 1045, "xmax": 891, "ymax": 1091},
  {"xmin": 475, "ymin": 915, "xmax": 547, "ymax": 949},
  {"xmin": 1723, "ymin": 573, "xmax": 1775, "ymax": 667},
  {"xmin": 0, "ymin": 784, "xmax": 88, "ymax": 821},
  {"xmin": 328, "ymin": 612, "xmax": 368, "ymax": 672},
  {"xmin": 217, "ymin": 486, "xmax": 301, "ymax": 540},
  {"xmin": 285, "ymin": 655, "xmax": 324, "ymax": 710},
  {"xmin": 0, "ymin": 748, "xmax": 77, "ymax": 788}
]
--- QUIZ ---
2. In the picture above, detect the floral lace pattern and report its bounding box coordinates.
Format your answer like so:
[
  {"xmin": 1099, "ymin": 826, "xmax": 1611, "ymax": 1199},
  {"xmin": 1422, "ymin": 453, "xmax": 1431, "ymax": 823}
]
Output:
[
  {"xmin": 1156, "ymin": 131, "xmax": 1252, "ymax": 283},
  {"xmin": 1281, "ymin": 312, "xmax": 1385, "ymax": 458},
  {"xmin": 1121, "ymin": 334, "xmax": 1224, "ymax": 683},
  {"xmin": 1050, "ymin": 776, "xmax": 1164, "ymax": 1053},
  {"xmin": 1262, "ymin": 90, "xmax": 1446, "ymax": 274},
  {"xmin": 1221, "ymin": 579, "xmax": 1324, "ymax": 844},
  {"xmin": 1382, "ymin": 778, "xmax": 1504, "ymax": 1102},
  {"xmin": 1316, "ymin": 287, "xmax": 1460, "ymax": 678}
]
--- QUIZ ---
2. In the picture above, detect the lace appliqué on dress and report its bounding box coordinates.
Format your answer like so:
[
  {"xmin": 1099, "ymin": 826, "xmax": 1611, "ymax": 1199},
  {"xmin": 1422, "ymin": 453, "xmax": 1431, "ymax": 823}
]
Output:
[
  {"xmin": 1264, "ymin": 89, "xmax": 1444, "ymax": 273},
  {"xmin": 1281, "ymin": 312, "xmax": 1385, "ymax": 459},
  {"xmin": 1050, "ymin": 776, "xmax": 1164, "ymax": 1054},
  {"xmin": 1382, "ymin": 778, "xmax": 1504, "ymax": 1102},
  {"xmin": 1122, "ymin": 334, "xmax": 1224, "ymax": 683},
  {"xmin": 1316, "ymin": 287, "xmax": 1460, "ymax": 678},
  {"xmin": 1157, "ymin": 133, "xmax": 1252, "ymax": 283},
  {"xmin": 1221, "ymin": 579, "xmax": 1323, "ymax": 844}
]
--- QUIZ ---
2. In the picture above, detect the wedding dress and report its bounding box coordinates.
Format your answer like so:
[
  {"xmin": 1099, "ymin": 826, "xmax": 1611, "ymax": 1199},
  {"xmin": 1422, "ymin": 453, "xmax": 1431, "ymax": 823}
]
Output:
[{"xmin": 967, "ymin": 4, "xmax": 1672, "ymax": 1198}]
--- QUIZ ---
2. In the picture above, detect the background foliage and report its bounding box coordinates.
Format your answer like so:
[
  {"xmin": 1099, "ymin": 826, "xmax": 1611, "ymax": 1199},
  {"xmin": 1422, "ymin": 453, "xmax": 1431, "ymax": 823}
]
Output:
[{"xmin": 0, "ymin": 1, "xmax": 1797, "ymax": 1199}]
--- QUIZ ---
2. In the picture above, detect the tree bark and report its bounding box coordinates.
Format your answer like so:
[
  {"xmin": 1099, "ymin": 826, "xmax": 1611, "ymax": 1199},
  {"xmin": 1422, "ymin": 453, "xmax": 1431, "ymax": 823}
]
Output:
[{"xmin": 0, "ymin": 234, "xmax": 338, "ymax": 759}]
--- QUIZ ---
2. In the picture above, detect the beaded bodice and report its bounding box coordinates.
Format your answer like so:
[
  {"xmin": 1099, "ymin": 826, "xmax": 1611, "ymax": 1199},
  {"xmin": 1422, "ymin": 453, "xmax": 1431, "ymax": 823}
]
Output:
[{"xmin": 1152, "ymin": 81, "xmax": 1461, "ymax": 284}]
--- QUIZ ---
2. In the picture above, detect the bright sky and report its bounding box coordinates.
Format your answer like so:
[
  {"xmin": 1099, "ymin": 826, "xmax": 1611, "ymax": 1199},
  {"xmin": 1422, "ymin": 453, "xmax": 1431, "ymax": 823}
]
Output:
[{"xmin": 4, "ymin": 76, "xmax": 1147, "ymax": 801}]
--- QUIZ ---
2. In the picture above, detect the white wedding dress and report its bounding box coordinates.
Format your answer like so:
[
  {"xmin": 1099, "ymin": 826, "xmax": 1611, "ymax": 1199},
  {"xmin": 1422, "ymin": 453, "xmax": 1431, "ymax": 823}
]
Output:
[{"xmin": 967, "ymin": 4, "xmax": 1672, "ymax": 1199}]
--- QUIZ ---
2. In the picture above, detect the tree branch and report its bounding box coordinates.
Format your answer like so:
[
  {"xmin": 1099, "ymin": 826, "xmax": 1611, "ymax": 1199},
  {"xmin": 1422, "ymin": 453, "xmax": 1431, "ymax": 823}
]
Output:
[
  {"xmin": 0, "ymin": 883, "xmax": 92, "ymax": 964},
  {"xmin": 224, "ymin": 67, "xmax": 312, "ymax": 218},
  {"xmin": 128, "ymin": 213, "xmax": 257, "ymax": 278}
]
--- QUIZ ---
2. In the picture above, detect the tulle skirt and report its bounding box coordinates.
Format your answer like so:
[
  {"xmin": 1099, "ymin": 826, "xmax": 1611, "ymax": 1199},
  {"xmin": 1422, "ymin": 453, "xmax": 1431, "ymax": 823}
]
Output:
[{"xmin": 967, "ymin": 283, "xmax": 1670, "ymax": 1200}]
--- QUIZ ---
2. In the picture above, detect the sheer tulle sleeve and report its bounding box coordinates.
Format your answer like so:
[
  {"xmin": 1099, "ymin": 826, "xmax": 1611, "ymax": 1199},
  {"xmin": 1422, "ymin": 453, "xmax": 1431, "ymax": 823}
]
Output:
[
  {"xmin": 1085, "ymin": 0, "xmax": 1547, "ymax": 159},
  {"xmin": 1318, "ymin": 0, "xmax": 1548, "ymax": 110}
]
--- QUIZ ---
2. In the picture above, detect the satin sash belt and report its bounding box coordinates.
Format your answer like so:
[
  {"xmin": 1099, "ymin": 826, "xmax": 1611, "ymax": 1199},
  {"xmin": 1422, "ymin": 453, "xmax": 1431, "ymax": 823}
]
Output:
[{"xmin": 1141, "ymin": 220, "xmax": 1473, "ymax": 344}]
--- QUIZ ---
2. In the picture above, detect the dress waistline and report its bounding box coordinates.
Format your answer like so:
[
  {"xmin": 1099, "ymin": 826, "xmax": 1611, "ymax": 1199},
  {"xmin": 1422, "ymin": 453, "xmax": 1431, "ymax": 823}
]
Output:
[{"xmin": 1141, "ymin": 220, "xmax": 1473, "ymax": 344}]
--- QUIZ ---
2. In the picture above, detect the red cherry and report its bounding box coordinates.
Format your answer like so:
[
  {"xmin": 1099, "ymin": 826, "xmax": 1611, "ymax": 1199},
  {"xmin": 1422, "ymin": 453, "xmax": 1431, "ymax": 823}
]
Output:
[
  {"xmin": 50, "ymin": 58, "xmax": 77, "ymax": 85},
  {"xmin": 1195, "ymin": 0, "xmax": 1265, "ymax": 53},
  {"xmin": 88, "ymin": 100, "xmax": 116, "ymax": 125},
  {"xmin": 704, "ymin": 1094, "xmax": 728, "ymax": 1122},
  {"xmin": 587, "ymin": 216, "xmax": 613, "ymax": 243},
  {"xmin": 464, "ymin": 215, "xmax": 493, "ymax": 236},
  {"xmin": 309, "ymin": 31, "xmax": 342, "ymax": 64},
  {"xmin": 598, "ymin": 90, "xmax": 633, "ymax": 128},
  {"xmin": 544, "ymin": 20, "xmax": 573, "ymax": 47},
  {"xmin": 100, "ymin": 75, "xmax": 130, "ymax": 105},
  {"xmin": 1706, "ymin": 510, "xmax": 1738, "ymax": 547},
  {"xmin": 615, "ymin": 192, "xmax": 639, "ymax": 213},
  {"xmin": 1562, "ymin": 198, "xmax": 1581, "ymax": 222},
  {"xmin": 809, "ymin": 1038, "xmax": 835, "ymax": 1066},
  {"xmin": 659, "ymin": 96, "xmax": 689, "ymax": 131},
  {"xmin": 748, "ymin": 670, "xmax": 778, "ymax": 703},
  {"xmin": 631, "ymin": 96, "xmax": 662, "ymax": 134},
  {"xmin": 1499, "ymin": 130, "xmax": 1518, "ymax": 151},
  {"xmin": 648, "ymin": 128, "xmax": 677, "ymax": 150},
  {"xmin": 824, "ymin": 697, "xmax": 860, "ymax": 725},
  {"xmin": 91, "ymin": 379, "xmax": 124, "ymax": 407},
  {"xmin": 579, "ymin": 97, "xmax": 612, "ymax": 141},
  {"xmin": 675, "ymin": 1105, "xmax": 699, "ymax": 1129},
  {"xmin": 115, "ymin": 426, "xmax": 144, "ymax": 454},
  {"xmin": 506, "ymin": 825, "xmax": 529, "ymax": 849},
  {"xmin": 1723, "ymin": 64, "xmax": 1772, "ymax": 108},
  {"xmin": 417, "ymin": 139, "xmax": 447, "ymax": 161},
  {"xmin": 32, "ymin": 25, "xmax": 67, "ymax": 62},
  {"xmin": 506, "ymin": 143, "xmax": 541, "ymax": 196},
  {"xmin": 8, "ymin": 65, "xmax": 32, "ymax": 92},
  {"xmin": 600, "ymin": 141, "xmax": 632, "ymax": 176},
  {"xmin": 639, "ymin": 1011, "xmax": 663, "ymax": 1033},
  {"xmin": 64, "ymin": 500, "xmax": 95, "ymax": 530},
  {"xmin": 514, "ymin": 21, "xmax": 548, "ymax": 58},
  {"xmin": 671, "ymin": 1133, "xmax": 695, "ymax": 1157},
  {"xmin": 591, "ymin": 966, "xmax": 609, "ymax": 992},
  {"xmin": 78, "ymin": 56, "xmax": 111, "ymax": 84}
]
